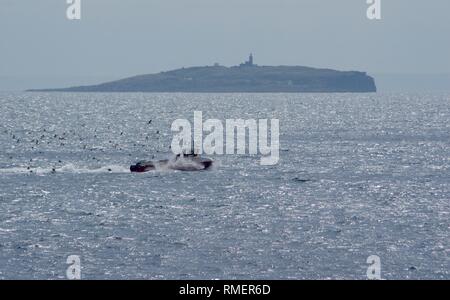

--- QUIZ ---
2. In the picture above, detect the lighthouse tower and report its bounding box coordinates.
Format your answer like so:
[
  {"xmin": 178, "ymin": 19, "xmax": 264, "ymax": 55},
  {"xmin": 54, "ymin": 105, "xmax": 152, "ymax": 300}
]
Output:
[
  {"xmin": 240, "ymin": 53, "xmax": 255, "ymax": 67},
  {"xmin": 248, "ymin": 53, "xmax": 254, "ymax": 66}
]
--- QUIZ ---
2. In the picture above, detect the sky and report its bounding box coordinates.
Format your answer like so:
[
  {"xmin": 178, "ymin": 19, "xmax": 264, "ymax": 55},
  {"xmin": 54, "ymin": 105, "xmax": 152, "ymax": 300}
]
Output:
[{"xmin": 1, "ymin": 0, "xmax": 450, "ymax": 91}]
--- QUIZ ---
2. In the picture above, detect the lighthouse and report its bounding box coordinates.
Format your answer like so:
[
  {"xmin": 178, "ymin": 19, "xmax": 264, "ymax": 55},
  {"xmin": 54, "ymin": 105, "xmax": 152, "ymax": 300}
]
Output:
[{"xmin": 240, "ymin": 53, "xmax": 255, "ymax": 67}]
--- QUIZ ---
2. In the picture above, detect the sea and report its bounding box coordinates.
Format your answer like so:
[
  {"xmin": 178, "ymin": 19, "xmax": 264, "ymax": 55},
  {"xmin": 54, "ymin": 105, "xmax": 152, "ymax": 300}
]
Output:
[{"xmin": 0, "ymin": 92, "xmax": 448, "ymax": 279}]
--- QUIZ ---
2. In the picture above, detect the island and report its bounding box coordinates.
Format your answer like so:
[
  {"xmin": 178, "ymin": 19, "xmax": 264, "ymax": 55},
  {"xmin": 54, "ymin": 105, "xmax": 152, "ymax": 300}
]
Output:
[{"xmin": 29, "ymin": 54, "xmax": 376, "ymax": 93}]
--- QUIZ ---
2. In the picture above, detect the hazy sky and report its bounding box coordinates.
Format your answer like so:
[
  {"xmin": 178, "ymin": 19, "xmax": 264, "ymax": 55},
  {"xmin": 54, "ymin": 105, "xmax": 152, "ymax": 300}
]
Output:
[{"xmin": 1, "ymin": 0, "xmax": 450, "ymax": 91}]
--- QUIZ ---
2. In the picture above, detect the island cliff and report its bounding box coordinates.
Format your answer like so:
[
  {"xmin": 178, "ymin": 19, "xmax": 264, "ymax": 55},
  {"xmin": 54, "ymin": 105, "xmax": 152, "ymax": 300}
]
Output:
[{"xmin": 29, "ymin": 55, "xmax": 376, "ymax": 93}]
